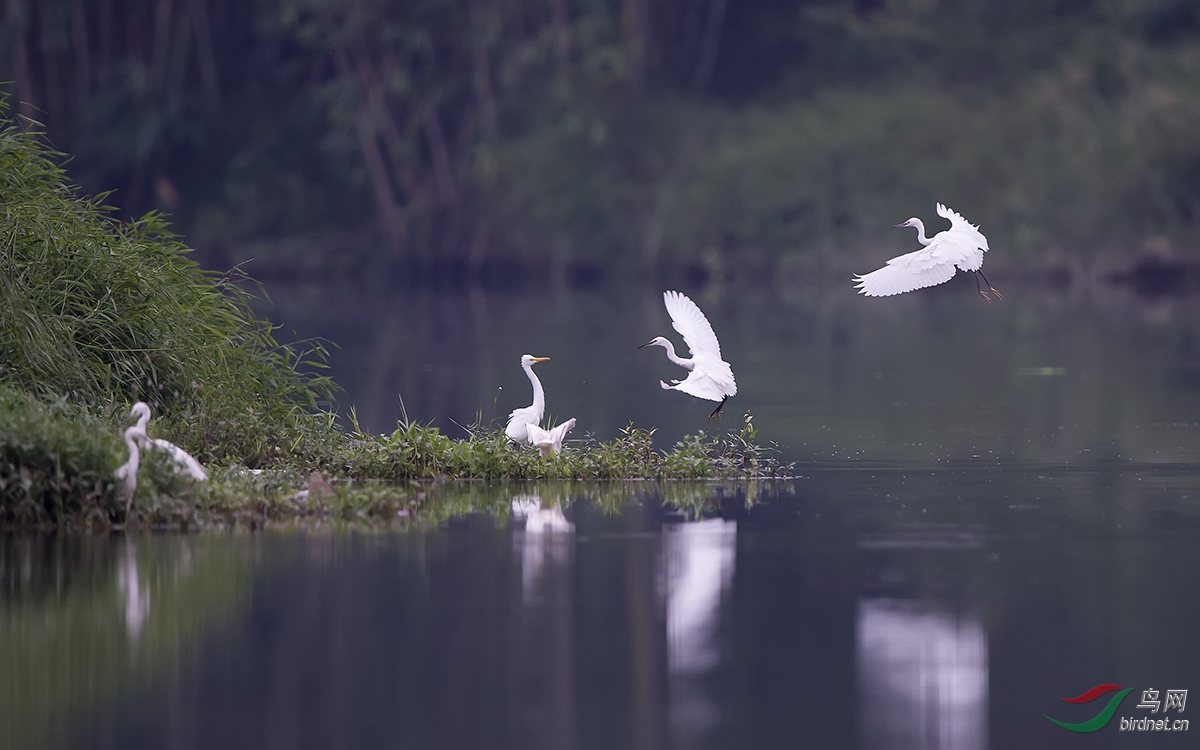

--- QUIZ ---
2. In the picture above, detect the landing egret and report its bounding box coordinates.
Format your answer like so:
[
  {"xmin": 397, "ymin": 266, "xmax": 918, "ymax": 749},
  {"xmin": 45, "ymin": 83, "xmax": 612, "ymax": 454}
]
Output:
[
  {"xmin": 526, "ymin": 418, "xmax": 576, "ymax": 456},
  {"xmin": 129, "ymin": 402, "xmax": 209, "ymax": 480},
  {"xmin": 639, "ymin": 290, "xmax": 737, "ymax": 424},
  {"xmin": 505, "ymin": 355, "xmax": 551, "ymax": 443},
  {"xmin": 114, "ymin": 426, "xmax": 144, "ymax": 515},
  {"xmin": 853, "ymin": 203, "xmax": 1002, "ymax": 301}
]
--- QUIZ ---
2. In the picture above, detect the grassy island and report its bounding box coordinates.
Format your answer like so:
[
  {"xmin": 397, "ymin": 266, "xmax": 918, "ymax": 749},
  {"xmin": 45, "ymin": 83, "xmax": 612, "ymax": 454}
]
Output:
[{"xmin": 0, "ymin": 107, "xmax": 788, "ymax": 529}]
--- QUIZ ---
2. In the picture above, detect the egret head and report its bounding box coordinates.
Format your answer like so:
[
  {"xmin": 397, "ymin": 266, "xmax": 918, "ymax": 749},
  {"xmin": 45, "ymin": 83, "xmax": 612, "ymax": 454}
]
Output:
[
  {"xmin": 520, "ymin": 354, "xmax": 550, "ymax": 367},
  {"xmin": 130, "ymin": 402, "xmax": 151, "ymax": 428},
  {"xmin": 638, "ymin": 336, "xmax": 670, "ymax": 350},
  {"xmin": 892, "ymin": 218, "xmax": 921, "ymax": 230}
]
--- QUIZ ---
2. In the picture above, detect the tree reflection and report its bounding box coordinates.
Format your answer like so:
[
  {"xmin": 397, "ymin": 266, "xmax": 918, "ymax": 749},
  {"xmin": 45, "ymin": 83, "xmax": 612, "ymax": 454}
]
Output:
[{"xmin": 857, "ymin": 599, "xmax": 988, "ymax": 750}]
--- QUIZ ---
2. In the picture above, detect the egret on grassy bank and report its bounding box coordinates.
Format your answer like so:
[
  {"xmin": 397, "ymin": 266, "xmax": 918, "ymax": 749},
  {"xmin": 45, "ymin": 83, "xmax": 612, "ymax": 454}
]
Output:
[
  {"xmin": 114, "ymin": 426, "xmax": 145, "ymax": 515},
  {"xmin": 505, "ymin": 355, "xmax": 551, "ymax": 443},
  {"xmin": 527, "ymin": 418, "xmax": 576, "ymax": 456},
  {"xmin": 129, "ymin": 402, "xmax": 209, "ymax": 480},
  {"xmin": 639, "ymin": 290, "xmax": 737, "ymax": 424},
  {"xmin": 853, "ymin": 203, "xmax": 1002, "ymax": 301}
]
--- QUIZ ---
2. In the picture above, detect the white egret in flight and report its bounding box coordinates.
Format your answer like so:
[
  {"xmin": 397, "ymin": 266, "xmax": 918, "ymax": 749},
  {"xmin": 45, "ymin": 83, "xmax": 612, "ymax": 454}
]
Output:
[
  {"xmin": 505, "ymin": 355, "xmax": 551, "ymax": 443},
  {"xmin": 129, "ymin": 402, "xmax": 209, "ymax": 480},
  {"xmin": 853, "ymin": 203, "xmax": 1002, "ymax": 302},
  {"xmin": 639, "ymin": 291, "xmax": 737, "ymax": 424},
  {"xmin": 526, "ymin": 417, "xmax": 576, "ymax": 456}
]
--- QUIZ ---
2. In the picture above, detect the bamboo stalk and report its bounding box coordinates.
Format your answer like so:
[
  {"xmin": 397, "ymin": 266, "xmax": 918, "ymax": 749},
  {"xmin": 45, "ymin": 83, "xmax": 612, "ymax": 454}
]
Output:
[
  {"xmin": 150, "ymin": 0, "xmax": 174, "ymax": 92},
  {"xmin": 8, "ymin": 0, "xmax": 36, "ymax": 120},
  {"xmin": 188, "ymin": 0, "xmax": 220, "ymax": 112},
  {"xmin": 333, "ymin": 47, "xmax": 406, "ymax": 257},
  {"xmin": 423, "ymin": 103, "xmax": 458, "ymax": 205},
  {"xmin": 96, "ymin": 0, "xmax": 112, "ymax": 84},
  {"xmin": 71, "ymin": 0, "xmax": 91, "ymax": 104}
]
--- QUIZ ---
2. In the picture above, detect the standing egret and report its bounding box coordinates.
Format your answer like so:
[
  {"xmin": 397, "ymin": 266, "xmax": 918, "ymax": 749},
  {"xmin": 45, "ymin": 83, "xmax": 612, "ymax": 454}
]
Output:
[
  {"xmin": 129, "ymin": 402, "xmax": 209, "ymax": 480},
  {"xmin": 639, "ymin": 290, "xmax": 737, "ymax": 424},
  {"xmin": 114, "ymin": 426, "xmax": 145, "ymax": 515},
  {"xmin": 505, "ymin": 355, "xmax": 551, "ymax": 443},
  {"xmin": 526, "ymin": 418, "xmax": 577, "ymax": 456},
  {"xmin": 853, "ymin": 203, "xmax": 1002, "ymax": 301}
]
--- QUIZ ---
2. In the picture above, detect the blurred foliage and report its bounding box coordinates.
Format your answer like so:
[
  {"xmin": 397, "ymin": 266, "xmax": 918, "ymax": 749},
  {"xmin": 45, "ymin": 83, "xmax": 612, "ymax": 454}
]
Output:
[
  {"xmin": 1, "ymin": 0, "xmax": 1199, "ymax": 274},
  {"xmin": 0, "ymin": 101, "xmax": 335, "ymax": 468}
]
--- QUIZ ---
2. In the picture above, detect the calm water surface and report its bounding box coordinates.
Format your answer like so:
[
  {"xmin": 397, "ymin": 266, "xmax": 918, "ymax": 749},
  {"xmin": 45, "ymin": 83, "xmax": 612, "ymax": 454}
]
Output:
[
  {"xmin": 4, "ymin": 281, "xmax": 1200, "ymax": 749},
  {"xmin": 4, "ymin": 469, "xmax": 1200, "ymax": 749}
]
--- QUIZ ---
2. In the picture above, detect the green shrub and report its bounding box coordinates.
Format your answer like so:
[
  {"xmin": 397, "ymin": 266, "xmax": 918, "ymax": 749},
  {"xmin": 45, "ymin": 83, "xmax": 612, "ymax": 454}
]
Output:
[{"xmin": 0, "ymin": 101, "xmax": 335, "ymax": 463}]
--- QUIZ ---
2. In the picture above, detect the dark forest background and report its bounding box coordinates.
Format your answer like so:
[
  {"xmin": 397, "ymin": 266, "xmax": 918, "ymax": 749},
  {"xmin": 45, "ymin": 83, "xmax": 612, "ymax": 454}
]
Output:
[{"xmin": 3, "ymin": 0, "xmax": 1200, "ymax": 282}]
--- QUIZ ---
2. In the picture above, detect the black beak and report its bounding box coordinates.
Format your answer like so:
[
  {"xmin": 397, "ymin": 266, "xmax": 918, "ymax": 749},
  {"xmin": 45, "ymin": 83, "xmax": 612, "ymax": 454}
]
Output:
[
  {"xmin": 891, "ymin": 223, "xmax": 906, "ymax": 229},
  {"xmin": 637, "ymin": 340, "xmax": 655, "ymax": 349}
]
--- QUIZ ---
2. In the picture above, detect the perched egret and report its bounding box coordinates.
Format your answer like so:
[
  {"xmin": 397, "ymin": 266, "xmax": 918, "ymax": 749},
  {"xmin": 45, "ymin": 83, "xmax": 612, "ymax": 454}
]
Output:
[
  {"xmin": 129, "ymin": 402, "xmax": 209, "ymax": 480},
  {"xmin": 526, "ymin": 418, "xmax": 576, "ymax": 456},
  {"xmin": 853, "ymin": 203, "xmax": 1002, "ymax": 302},
  {"xmin": 639, "ymin": 290, "xmax": 737, "ymax": 424},
  {"xmin": 505, "ymin": 355, "xmax": 551, "ymax": 443},
  {"xmin": 114, "ymin": 426, "xmax": 145, "ymax": 515}
]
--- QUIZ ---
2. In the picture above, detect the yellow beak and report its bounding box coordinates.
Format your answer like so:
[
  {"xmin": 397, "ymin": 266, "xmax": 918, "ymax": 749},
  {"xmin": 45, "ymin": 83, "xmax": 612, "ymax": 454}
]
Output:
[{"xmin": 532, "ymin": 356, "xmax": 550, "ymax": 362}]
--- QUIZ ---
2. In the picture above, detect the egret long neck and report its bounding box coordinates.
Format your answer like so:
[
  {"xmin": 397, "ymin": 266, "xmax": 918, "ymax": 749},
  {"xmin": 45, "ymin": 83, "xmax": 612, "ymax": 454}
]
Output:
[
  {"xmin": 523, "ymin": 362, "xmax": 546, "ymax": 417},
  {"xmin": 913, "ymin": 219, "xmax": 931, "ymax": 245},
  {"xmin": 663, "ymin": 341, "xmax": 693, "ymax": 369},
  {"xmin": 123, "ymin": 429, "xmax": 141, "ymax": 467}
]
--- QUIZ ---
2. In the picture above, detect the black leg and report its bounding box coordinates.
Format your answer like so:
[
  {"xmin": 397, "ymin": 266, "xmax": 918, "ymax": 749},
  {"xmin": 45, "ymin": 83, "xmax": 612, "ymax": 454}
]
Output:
[
  {"xmin": 974, "ymin": 272, "xmax": 991, "ymax": 303},
  {"xmin": 977, "ymin": 270, "xmax": 1002, "ymax": 300},
  {"xmin": 706, "ymin": 396, "xmax": 728, "ymax": 429}
]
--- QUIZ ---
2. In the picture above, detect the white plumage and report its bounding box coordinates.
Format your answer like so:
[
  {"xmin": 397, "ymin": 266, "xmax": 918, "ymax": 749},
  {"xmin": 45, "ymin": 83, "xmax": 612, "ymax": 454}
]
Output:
[
  {"xmin": 114, "ymin": 426, "xmax": 144, "ymax": 498},
  {"xmin": 526, "ymin": 418, "xmax": 576, "ymax": 456},
  {"xmin": 505, "ymin": 355, "xmax": 551, "ymax": 443},
  {"xmin": 130, "ymin": 402, "xmax": 209, "ymax": 480},
  {"xmin": 640, "ymin": 291, "xmax": 737, "ymax": 421},
  {"xmin": 853, "ymin": 204, "xmax": 1000, "ymax": 301}
]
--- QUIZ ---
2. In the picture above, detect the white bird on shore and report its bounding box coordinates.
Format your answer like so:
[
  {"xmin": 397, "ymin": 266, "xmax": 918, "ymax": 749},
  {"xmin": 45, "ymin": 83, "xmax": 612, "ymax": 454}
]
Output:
[
  {"xmin": 526, "ymin": 418, "xmax": 576, "ymax": 456},
  {"xmin": 114, "ymin": 425, "xmax": 144, "ymax": 515},
  {"xmin": 129, "ymin": 402, "xmax": 209, "ymax": 480},
  {"xmin": 639, "ymin": 290, "xmax": 737, "ymax": 424},
  {"xmin": 505, "ymin": 355, "xmax": 551, "ymax": 444},
  {"xmin": 853, "ymin": 203, "xmax": 1002, "ymax": 301}
]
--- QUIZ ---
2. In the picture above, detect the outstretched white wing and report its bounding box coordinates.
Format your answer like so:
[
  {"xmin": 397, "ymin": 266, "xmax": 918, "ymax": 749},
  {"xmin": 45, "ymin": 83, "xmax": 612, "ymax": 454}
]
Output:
[
  {"xmin": 935, "ymin": 203, "xmax": 988, "ymax": 271},
  {"xmin": 663, "ymin": 291, "xmax": 722, "ymax": 360},
  {"xmin": 527, "ymin": 418, "xmax": 576, "ymax": 456},
  {"xmin": 853, "ymin": 245, "xmax": 958, "ymax": 296}
]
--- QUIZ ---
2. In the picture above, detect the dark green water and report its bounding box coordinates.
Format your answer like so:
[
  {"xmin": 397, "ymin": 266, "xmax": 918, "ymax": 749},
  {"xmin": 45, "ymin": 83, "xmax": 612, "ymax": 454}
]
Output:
[
  {"xmin": 4, "ymin": 470, "xmax": 1200, "ymax": 749},
  {"xmin": 263, "ymin": 280, "xmax": 1200, "ymax": 466},
  {"xmin": 4, "ymin": 282, "xmax": 1199, "ymax": 748}
]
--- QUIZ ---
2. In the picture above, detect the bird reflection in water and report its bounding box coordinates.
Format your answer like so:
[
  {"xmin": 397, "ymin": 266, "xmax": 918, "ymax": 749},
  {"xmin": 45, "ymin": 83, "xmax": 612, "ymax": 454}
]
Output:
[
  {"xmin": 116, "ymin": 541, "xmax": 151, "ymax": 639},
  {"xmin": 511, "ymin": 495, "xmax": 574, "ymax": 604},
  {"xmin": 857, "ymin": 599, "xmax": 988, "ymax": 750},
  {"xmin": 665, "ymin": 518, "xmax": 737, "ymax": 742}
]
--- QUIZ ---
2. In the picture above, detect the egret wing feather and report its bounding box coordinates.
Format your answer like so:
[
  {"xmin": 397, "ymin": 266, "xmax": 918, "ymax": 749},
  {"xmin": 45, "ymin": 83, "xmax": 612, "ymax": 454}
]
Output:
[
  {"xmin": 506, "ymin": 407, "xmax": 539, "ymax": 443},
  {"xmin": 670, "ymin": 360, "xmax": 737, "ymax": 401},
  {"xmin": 853, "ymin": 246, "xmax": 958, "ymax": 296},
  {"xmin": 151, "ymin": 438, "xmax": 209, "ymax": 480},
  {"xmin": 528, "ymin": 418, "xmax": 576, "ymax": 456},
  {"xmin": 663, "ymin": 291, "xmax": 722, "ymax": 359}
]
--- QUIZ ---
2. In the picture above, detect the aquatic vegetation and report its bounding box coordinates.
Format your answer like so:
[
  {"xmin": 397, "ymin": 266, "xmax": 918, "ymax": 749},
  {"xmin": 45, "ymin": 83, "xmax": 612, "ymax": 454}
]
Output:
[{"xmin": 1, "ymin": 385, "xmax": 790, "ymax": 529}]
